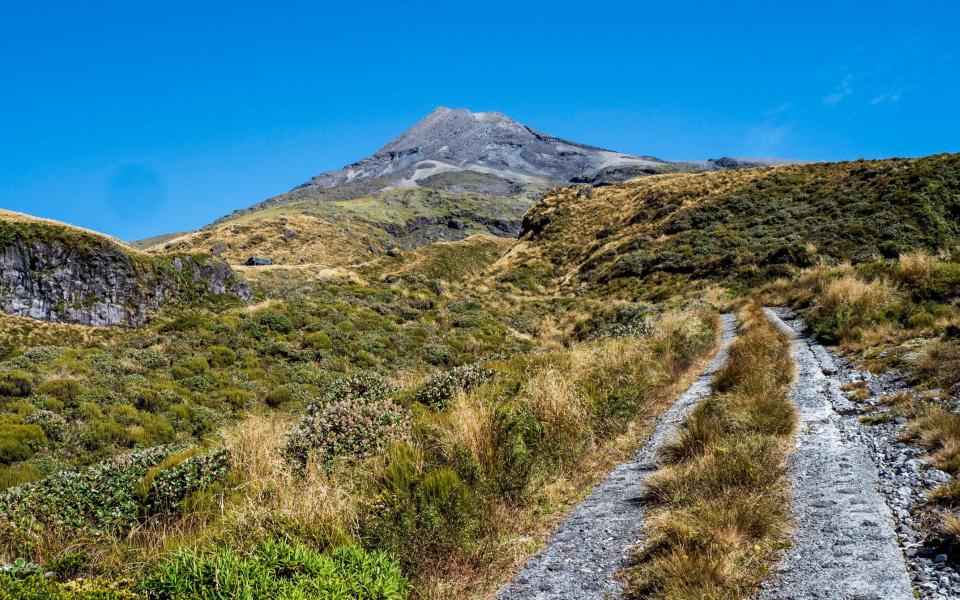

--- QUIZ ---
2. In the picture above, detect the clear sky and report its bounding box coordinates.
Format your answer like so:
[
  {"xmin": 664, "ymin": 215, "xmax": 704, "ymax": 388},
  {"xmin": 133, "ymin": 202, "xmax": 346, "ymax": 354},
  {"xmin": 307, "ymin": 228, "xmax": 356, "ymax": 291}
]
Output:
[{"xmin": 2, "ymin": 1, "xmax": 958, "ymax": 240}]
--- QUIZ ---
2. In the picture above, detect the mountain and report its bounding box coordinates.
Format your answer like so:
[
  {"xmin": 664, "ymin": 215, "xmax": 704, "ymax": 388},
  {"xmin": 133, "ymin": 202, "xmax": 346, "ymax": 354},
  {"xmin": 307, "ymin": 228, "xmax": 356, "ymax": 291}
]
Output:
[
  {"xmin": 278, "ymin": 106, "xmax": 669, "ymax": 196},
  {"xmin": 146, "ymin": 108, "xmax": 792, "ymax": 264}
]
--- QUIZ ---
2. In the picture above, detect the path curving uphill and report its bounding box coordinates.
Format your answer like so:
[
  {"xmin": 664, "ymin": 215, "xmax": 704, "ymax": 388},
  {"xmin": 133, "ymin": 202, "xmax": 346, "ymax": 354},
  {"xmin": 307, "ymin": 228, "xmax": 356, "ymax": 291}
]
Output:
[
  {"xmin": 759, "ymin": 308, "xmax": 913, "ymax": 600},
  {"xmin": 497, "ymin": 313, "xmax": 736, "ymax": 600}
]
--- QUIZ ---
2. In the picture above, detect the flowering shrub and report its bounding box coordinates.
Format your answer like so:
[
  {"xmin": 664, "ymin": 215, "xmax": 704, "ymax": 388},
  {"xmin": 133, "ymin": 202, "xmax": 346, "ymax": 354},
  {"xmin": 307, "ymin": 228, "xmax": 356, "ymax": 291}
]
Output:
[
  {"xmin": 284, "ymin": 373, "xmax": 408, "ymax": 471},
  {"xmin": 22, "ymin": 346, "xmax": 63, "ymax": 366},
  {"xmin": 323, "ymin": 371, "xmax": 396, "ymax": 405},
  {"xmin": 124, "ymin": 347, "xmax": 169, "ymax": 369},
  {"xmin": 415, "ymin": 363, "xmax": 496, "ymax": 410}
]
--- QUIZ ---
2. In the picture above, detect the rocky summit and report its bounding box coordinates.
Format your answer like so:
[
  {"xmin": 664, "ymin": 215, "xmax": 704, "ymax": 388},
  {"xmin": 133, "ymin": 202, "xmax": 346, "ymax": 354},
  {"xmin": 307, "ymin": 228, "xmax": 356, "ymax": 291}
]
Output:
[{"xmin": 297, "ymin": 106, "xmax": 668, "ymax": 194}]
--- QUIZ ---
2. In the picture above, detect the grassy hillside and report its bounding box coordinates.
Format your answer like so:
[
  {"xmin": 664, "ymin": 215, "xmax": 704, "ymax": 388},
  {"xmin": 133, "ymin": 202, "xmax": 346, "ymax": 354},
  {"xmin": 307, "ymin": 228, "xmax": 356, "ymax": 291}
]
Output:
[
  {"xmin": 149, "ymin": 213, "xmax": 386, "ymax": 267},
  {"xmin": 0, "ymin": 211, "xmax": 725, "ymax": 597},
  {"xmin": 491, "ymin": 153, "xmax": 960, "ymax": 300},
  {"xmin": 147, "ymin": 186, "xmax": 536, "ymax": 266}
]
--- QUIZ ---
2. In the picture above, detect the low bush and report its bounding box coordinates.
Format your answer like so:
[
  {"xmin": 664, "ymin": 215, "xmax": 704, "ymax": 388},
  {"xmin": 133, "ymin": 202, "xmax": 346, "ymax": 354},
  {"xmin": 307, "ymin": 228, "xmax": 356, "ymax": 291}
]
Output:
[
  {"xmin": 0, "ymin": 423, "xmax": 45, "ymax": 464},
  {"xmin": 0, "ymin": 370, "xmax": 33, "ymax": 397},
  {"xmin": 258, "ymin": 311, "xmax": 293, "ymax": 333},
  {"xmin": 36, "ymin": 378, "xmax": 82, "ymax": 402},
  {"xmin": 363, "ymin": 444, "xmax": 480, "ymax": 568},
  {"xmin": 0, "ymin": 445, "xmax": 226, "ymax": 550},
  {"xmin": 206, "ymin": 345, "xmax": 237, "ymax": 368},
  {"xmin": 415, "ymin": 363, "xmax": 496, "ymax": 410},
  {"xmin": 138, "ymin": 448, "xmax": 231, "ymax": 514},
  {"xmin": 284, "ymin": 375, "xmax": 409, "ymax": 471},
  {"xmin": 22, "ymin": 409, "xmax": 67, "ymax": 443}
]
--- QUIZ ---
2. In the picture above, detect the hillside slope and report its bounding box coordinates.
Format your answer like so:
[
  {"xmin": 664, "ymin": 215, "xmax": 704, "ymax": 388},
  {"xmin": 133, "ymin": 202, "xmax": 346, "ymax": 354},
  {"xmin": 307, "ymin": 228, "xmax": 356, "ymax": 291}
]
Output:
[
  {"xmin": 0, "ymin": 210, "xmax": 251, "ymax": 326},
  {"xmin": 491, "ymin": 153, "xmax": 960, "ymax": 299}
]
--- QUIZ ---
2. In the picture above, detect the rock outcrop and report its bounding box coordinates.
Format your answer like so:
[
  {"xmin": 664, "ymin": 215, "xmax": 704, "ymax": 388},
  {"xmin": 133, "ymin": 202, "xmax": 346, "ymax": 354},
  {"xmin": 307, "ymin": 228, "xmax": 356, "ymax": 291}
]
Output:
[{"xmin": 0, "ymin": 216, "xmax": 251, "ymax": 327}]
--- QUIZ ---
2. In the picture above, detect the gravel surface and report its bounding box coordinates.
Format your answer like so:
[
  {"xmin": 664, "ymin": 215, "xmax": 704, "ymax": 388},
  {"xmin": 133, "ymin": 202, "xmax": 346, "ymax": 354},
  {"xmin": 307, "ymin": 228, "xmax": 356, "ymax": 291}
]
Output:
[
  {"xmin": 497, "ymin": 313, "xmax": 736, "ymax": 600},
  {"xmin": 759, "ymin": 308, "xmax": 914, "ymax": 600},
  {"xmin": 821, "ymin": 340, "xmax": 959, "ymax": 598}
]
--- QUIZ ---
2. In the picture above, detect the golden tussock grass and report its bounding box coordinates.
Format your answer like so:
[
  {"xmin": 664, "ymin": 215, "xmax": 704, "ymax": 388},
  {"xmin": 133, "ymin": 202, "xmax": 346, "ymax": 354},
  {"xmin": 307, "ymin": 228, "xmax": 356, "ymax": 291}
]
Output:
[
  {"xmin": 896, "ymin": 250, "xmax": 938, "ymax": 285},
  {"xmin": 218, "ymin": 414, "xmax": 356, "ymax": 547},
  {"xmin": 152, "ymin": 213, "xmax": 382, "ymax": 267},
  {"xmin": 819, "ymin": 273, "xmax": 896, "ymax": 317}
]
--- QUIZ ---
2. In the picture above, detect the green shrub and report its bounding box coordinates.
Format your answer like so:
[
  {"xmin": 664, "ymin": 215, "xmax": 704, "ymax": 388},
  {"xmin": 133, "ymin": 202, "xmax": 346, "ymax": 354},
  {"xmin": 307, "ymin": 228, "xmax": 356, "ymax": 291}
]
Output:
[
  {"xmin": 0, "ymin": 370, "xmax": 33, "ymax": 397},
  {"xmin": 36, "ymin": 379, "xmax": 82, "ymax": 402},
  {"xmin": 0, "ymin": 573, "xmax": 138, "ymax": 599},
  {"xmin": 170, "ymin": 356, "xmax": 208, "ymax": 380},
  {"xmin": 206, "ymin": 345, "xmax": 237, "ymax": 368},
  {"xmin": 573, "ymin": 303, "xmax": 654, "ymax": 341},
  {"xmin": 264, "ymin": 386, "xmax": 293, "ymax": 408},
  {"xmin": 138, "ymin": 448, "xmax": 230, "ymax": 514},
  {"xmin": 259, "ymin": 311, "xmax": 293, "ymax": 333},
  {"xmin": 22, "ymin": 409, "xmax": 67, "ymax": 442},
  {"xmin": 0, "ymin": 423, "xmax": 45, "ymax": 464},
  {"xmin": 140, "ymin": 540, "xmax": 407, "ymax": 600},
  {"xmin": 304, "ymin": 332, "xmax": 333, "ymax": 350},
  {"xmin": 159, "ymin": 312, "xmax": 211, "ymax": 333},
  {"xmin": 363, "ymin": 445, "xmax": 479, "ymax": 567},
  {"xmin": 419, "ymin": 342, "xmax": 452, "ymax": 366},
  {"xmin": 46, "ymin": 551, "xmax": 91, "ymax": 581},
  {"xmin": 491, "ymin": 401, "xmax": 543, "ymax": 495},
  {"xmin": 0, "ymin": 445, "xmax": 174, "ymax": 537}
]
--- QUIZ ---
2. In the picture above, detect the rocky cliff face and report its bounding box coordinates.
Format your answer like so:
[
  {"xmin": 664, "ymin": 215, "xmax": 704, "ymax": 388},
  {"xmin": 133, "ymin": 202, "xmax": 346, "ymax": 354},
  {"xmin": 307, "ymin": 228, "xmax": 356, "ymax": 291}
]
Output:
[{"xmin": 0, "ymin": 230, "xmax": 251, "ymax": 327}]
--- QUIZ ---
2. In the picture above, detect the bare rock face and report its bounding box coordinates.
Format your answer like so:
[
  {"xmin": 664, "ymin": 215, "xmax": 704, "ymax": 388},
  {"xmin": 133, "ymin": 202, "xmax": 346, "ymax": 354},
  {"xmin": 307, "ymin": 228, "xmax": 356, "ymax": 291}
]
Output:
[{"xmin": 0, "ymin": 236, "xmax": 251, "ymax": 327}]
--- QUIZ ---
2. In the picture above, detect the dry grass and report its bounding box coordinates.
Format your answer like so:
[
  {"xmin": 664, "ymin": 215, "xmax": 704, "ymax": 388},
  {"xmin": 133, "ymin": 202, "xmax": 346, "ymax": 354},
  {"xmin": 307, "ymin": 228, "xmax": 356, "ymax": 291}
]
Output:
[
  {"xmin": 150, "ymin": 213, "xmax": 383, "ymax": 266},
  {"xmin": 0, "ymin": 312, "xmax": 113, "ymax": 349},
  {"xmin": 896, "ymin": 250, "xmax": 938, "ymax": 285},
  {"xmin": 67, "ymin": 414, "xmax": 357, "ymax": 577},
  {"xmin": 906, "ymin": 408, "xmax": 960, "ymax": 474},
  {"xmin": 819, "ymin": 273, "xmax": 896, "ymax": 318},
  {"xmin": 219, "ymin": 414, "xmax": 356, "ymax": 547},
  {"xmin": 622, "ymin": 303, "xmax": 796, "ymax": 599}
]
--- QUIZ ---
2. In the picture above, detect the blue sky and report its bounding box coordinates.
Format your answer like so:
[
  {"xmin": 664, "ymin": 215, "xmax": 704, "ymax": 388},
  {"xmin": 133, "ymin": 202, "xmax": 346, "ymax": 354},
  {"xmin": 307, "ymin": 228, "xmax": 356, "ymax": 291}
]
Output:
[{"xmin": 1, "ymin": 1, "xmax": 958, "ymax": 240}]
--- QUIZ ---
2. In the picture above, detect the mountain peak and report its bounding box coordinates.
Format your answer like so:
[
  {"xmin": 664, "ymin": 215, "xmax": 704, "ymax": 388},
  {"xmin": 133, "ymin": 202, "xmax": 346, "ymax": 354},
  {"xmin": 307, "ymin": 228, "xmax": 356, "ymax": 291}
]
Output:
[
  {"xmin": 283, "ymin": 107, "xmax": 669, "ymax": 197},
  {"xmin": 379, "ymin": 106, "xmax": 518, "ymax": 154}
]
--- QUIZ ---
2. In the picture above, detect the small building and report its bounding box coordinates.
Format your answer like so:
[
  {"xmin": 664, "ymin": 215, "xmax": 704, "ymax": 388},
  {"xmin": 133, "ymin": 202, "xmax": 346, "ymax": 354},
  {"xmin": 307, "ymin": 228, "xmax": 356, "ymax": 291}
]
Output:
[{"xmin": 244, "ymin": 257, "xmax": 273, "ymax": 266}]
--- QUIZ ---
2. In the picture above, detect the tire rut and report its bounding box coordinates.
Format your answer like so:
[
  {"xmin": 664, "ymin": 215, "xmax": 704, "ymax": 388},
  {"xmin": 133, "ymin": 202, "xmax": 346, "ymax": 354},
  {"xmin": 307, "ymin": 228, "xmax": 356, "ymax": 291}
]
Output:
[
  {"xmin": 497, "ymin": 313, "xmax": 737, "ymax": 600},
  {"xmin": 759, "ymin": 308, "xmax": 914, "ymax": 600}
]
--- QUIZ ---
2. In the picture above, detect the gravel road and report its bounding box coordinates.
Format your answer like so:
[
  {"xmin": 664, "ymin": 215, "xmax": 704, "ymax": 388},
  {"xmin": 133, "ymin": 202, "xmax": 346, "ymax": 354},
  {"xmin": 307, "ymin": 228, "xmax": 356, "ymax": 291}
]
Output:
[
  {"xmin": 758, "ymin": 308, "xmax": 914, "ymax": 600},
  {"xmin": 497, "ymin": 313, "xmax": 736, "ymax": 600}
]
